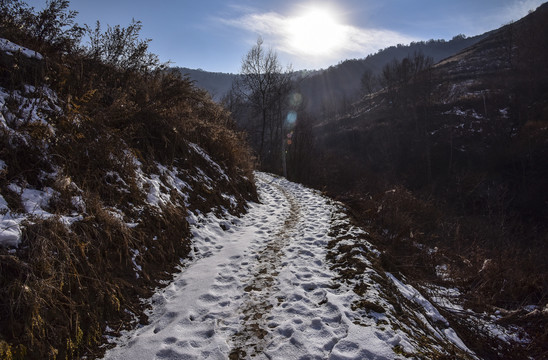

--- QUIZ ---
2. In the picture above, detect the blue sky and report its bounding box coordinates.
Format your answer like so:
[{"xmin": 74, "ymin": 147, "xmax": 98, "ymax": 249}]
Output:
[{"xmin": 25, "ymin": 0, "xmax": 546, "ymax": 73}]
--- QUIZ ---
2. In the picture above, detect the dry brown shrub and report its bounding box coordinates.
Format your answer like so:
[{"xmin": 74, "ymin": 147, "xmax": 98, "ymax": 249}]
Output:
[{"xmin": 1, "ymin": 13, "xmax": 257, "ymax": 358}]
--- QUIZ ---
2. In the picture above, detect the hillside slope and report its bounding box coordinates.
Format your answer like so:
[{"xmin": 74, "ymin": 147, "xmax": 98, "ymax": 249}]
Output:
[
  {"xmin": 297, "ymin": 33, "xmax": 488, "ymax": 116},
  {"xmin": 299, "ymin": 4, "xmax": 548, "ymax": 359},
  {"xmin": 0, "ymin": 8, "xmax": 256, "ymax": 359},
  {"xmin": 172, "ymin": 67, "xmax": 238, "ymax": 101}
]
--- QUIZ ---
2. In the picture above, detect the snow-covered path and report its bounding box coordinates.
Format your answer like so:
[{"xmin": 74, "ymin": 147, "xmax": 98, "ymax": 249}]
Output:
[{"xmin": 103, "ymin": 173, "xmax": 473, "ymax": 360}]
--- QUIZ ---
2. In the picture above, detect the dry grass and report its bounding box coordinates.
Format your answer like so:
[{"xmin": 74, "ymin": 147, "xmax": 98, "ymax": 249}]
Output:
[
  {"xmin": 334, "ymin": 183, "xmax": 548, "ymax": 359},
  {"xmin": 0, "ymin": 11, "xmax": 257, "ymax": 360}
]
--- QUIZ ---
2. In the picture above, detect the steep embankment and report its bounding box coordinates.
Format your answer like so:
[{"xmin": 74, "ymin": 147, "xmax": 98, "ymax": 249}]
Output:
[{"xmin": 0, "ymin": 35, "xmax": 255, "ymax": 359}]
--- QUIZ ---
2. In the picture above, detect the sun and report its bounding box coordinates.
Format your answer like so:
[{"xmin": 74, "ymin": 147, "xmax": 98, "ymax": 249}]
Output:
[{"xmin": 287, "ymin": 7, "xmax": 346, "ymax": 57}]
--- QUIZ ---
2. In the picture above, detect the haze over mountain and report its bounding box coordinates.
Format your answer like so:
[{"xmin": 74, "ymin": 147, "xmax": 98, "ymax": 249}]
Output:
[{"xmin": 176, "ymin": 32, "xmax": 488, "ymax": 114}]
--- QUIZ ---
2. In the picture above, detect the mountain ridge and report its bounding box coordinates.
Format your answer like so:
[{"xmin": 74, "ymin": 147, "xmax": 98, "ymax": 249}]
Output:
[{"xmin": 176, "ymin": 33, "xmax": 489, "ymax": 113}]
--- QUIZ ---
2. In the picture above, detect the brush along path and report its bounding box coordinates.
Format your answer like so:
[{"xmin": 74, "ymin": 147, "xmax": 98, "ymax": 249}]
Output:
[{"xmin": 103, "ymin": 173, "xmax": 475, "ymax": 360}]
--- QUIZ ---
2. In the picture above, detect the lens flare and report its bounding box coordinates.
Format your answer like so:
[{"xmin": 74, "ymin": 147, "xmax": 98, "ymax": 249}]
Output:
[
  {"xmin": 289, "ymin": 92, "xmax": 303, "ymax": 108},
  {"xmin": 286, "ymin": 111, "xmax": 297, "ymax": 125}
]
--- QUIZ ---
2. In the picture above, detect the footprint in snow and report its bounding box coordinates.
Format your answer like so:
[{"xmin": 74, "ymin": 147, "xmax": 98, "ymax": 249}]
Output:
[
  {"xmin": 163, "ymin": 337, "xmax": 177, "ymax": 344},
  {"xmin": 198, "ymin": 293, "xmax": 222, "ymax": 303}
]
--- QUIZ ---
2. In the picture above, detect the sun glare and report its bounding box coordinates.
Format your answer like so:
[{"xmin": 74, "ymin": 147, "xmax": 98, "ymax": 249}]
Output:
[{"xmin": 287, "ymin": 7, "xmax": 346, "ymax": 57}]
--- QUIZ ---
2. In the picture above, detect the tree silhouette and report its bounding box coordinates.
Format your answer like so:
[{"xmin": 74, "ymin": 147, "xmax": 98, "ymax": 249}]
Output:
[{"xmin": 232, "ymin": 37, "xmax": 292, "ymax": 171}]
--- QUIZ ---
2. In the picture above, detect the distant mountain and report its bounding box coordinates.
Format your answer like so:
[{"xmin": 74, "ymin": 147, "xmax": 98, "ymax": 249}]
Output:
[
  {"xmin": 175, "ymin": 34, "xmax": 488, "ymax": 113},
  {"xmin": 173, "ymin": 67, "xmax": 238, "ymax": 101}
]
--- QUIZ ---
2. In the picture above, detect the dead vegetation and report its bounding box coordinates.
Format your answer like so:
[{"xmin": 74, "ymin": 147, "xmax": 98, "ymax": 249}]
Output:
[
  {"xmin": 334, "ymin": 185, "xmax": 548, "ymax": 359},
  {"xmin": 326, "ymin": 205, "xmax": 476, "ymax": 359},
  {"xmin": 0, "ymin": 1, "xmax": 256, "ymax": 359}
]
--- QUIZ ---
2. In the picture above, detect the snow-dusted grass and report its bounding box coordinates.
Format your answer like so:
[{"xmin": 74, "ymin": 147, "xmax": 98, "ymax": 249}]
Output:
[
  {"xmin": 0, "ymin": 83, "xmax": 74, "ymax": 247},
  {"xmin": 426, "ymin": 284, "xmax": 531, "ymax": 347},
  {"xmin": 0, "ymin": 183, "xmax": 83, "ymax": 247},
  {"xmin": 0, "ymin": 76, "xmax": 235, "ymax": 248},
  {"xmin": 0, "ymin": 38, "xmax": 43, "ymax": 60}
]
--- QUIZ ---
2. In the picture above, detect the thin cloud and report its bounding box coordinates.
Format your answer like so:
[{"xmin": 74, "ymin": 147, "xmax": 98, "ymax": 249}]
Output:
[
  {"xmin": 503, "ymin": 0, "xmax": 545, "ymax": 21},
  {"xmin": 480, "ymin": 0, "xmax": 545, "ymax": 31},
  {"xmin": 343, "ymin": 25, "xmax": 417, "ymax": 54},
  {"xmin": 219, "ymin": 9, "xmax": 417, "ymax": 68},
  {"xmin": 224, "ymin": 12, "xmax": 287, "ymax": 38}
]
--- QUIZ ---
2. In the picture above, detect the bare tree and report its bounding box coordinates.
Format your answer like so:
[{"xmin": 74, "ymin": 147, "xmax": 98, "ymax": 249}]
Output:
[
  {"xmin": 0, "ymin": 0, "xmax": 84, "ymax": 53},
  {"xmin": 381, "ymin": 51, "xmax": 433, "ymax": 109},
  {"xmin": 232, "ymin": 37, "xmax": 292, "ymax": 171}
]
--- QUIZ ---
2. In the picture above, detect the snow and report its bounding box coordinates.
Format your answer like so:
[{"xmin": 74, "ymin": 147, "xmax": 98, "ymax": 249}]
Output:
[
  {"xmin": 130, "ymin": 249, "xmax": 142, "ymax": 278},
  {"xmin": 8, "ymin": 184, "xmax": 55, "ymax": 216},
  {"xmin": 443, "ymin": 106, "xmax": 483, "ymax": 120},
  {"xmin": 426, "ymin": 284, "xmax": 531, "ymax": 349},
  {"xmin": 0, "ymin": 84, "xmax": 60, "ymax": 134},
  {"xmin": 499, "ymin": 108, "xmax": 509, "ymax": 118},
  {"xmin": 435, "ymin": 264, "xmax": 450, "ymax": 280},
  {"xmin": 427, "ymin": 285, "xmax": 464, "ymax": 312},
  {"xmin": 103, "ymin": 173, "xmax": 475, "ymax": 359},
  {"xmin": 387, "ymin": 273, "xmax": 449, "ymax": 326},
  {"xmin": 157, "ymin": 164, "xmax": 191, "ymax": 207},
  {"xmin": 386, "ymin": 273, "xmax": 472, "ymax": 353},
  {"xmin": 0, "ymin": 182, "xmax": 84, "ymax": 247},
  {"xmin": 0, "ymin": 38, "xmax": 43, "ymax": 60},
  {"xmin": 144, "ymin": 174, "xmax": 170, "ymax": 208},
  {"xmin": 188, "ymin": 142, "xmax": 229, "ymax": 182},
  {"xmin": 0, "ymin": 80, "xmax": 68, "ymax": 247},
  {"xmin": 0, "ymin": 217, "xmax": 22, "ymax": 248}
]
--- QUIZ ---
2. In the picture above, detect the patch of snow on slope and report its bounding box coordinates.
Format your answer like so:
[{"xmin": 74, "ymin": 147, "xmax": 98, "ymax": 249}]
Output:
[
  {"xmin": 188, "ymin": 142, "xmax": 229, "ymax": 181},
  {"xmin": 0, "ymin": 82, "xmax": 85, "ymax": 247},
  {"xmin": 5, "ymin": 182, "xmax": 82, "ymax": 238},
  {"xmin": 426, "ymin": 284, "xmax": 531, "ymax": 348},
  {"xmin": 0, "ymin": 85, "xmax": 61, "ymax": 133},
  {"xmin": 0, "ymin": 183, "xmax": 83, "ymax": 247},
  {"xmin": 0, "ymin": 210, "xmax": 22, "ymax": 248},
  {"xmin": 387, "ymin": 273, "xmax": 471, "ymax": 353},
  {"xmin": 0, "ymin": 38, "xmax": 43, "ymax": 60},
  {"xmin": 133, "ymin": 162, "xmax": 193, "ymax": 211},
  {"xmin": 157, "ymin": 164, "xmax": 191, "ymax": 207}
]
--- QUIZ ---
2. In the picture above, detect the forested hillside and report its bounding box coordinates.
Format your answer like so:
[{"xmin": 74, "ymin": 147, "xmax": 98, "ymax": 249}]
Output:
[
  {"xmin": 297, "ymin": 33, "xmax": 488, "ymax": 116},
  {"xmin": 0, "ymin": 1, "xmax": 255, "ymax": 359}
]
